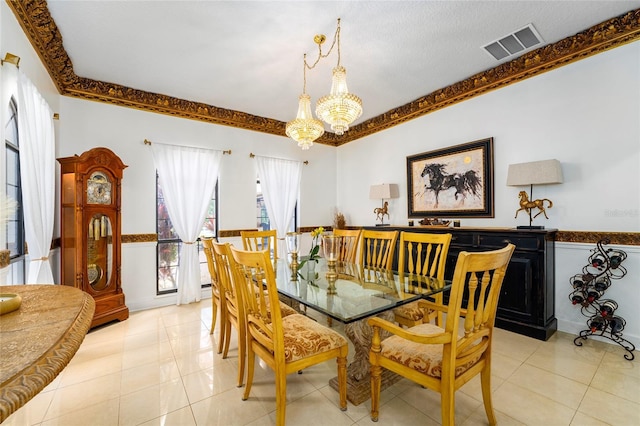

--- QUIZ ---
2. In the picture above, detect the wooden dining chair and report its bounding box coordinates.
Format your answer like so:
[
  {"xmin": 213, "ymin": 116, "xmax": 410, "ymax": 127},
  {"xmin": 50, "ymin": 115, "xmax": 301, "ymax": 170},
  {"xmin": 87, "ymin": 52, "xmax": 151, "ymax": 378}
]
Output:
[
  {"xmin": 368, "ymin": 244, "xmax": 515, "ymax": 425},
  {"xmin": 241, "ymin": 229, "xmax": 278, "ymax": 260},
  {"xmin": 359, "ymin": 229, "xmax": 399, "ymax": 270},
  {"xmin": 211, "ymin": 241, "xmax": 247, "ymax": 387},
  {"xmin": 229, "ymin": 246, "xmax": 348, "ymax": 426},
  {"xmin": 333, "ymin": 228, "xmax": 361, "ymax": 263},
  {"xmin": 201, "ymin": 237, "xmax": 226, "ymax": 354},
  {"xmin": 393, "ymin": 232, "xmax": 452, "ymax": 328}
]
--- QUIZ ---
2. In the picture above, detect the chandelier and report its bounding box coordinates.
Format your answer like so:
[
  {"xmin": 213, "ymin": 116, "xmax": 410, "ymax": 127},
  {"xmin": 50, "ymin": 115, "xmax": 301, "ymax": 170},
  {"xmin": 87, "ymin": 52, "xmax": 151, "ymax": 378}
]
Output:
[{"xmin": 285, "ymin": 18, "xmax": 363, "ymax": 148}]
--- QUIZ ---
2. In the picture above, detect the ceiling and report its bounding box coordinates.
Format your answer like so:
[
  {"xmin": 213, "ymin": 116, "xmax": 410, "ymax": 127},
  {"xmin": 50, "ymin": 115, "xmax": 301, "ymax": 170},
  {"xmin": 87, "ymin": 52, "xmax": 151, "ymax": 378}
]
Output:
[{"xmin": 21, "ymin": 1, "xmax": 640, "ymax": 143}]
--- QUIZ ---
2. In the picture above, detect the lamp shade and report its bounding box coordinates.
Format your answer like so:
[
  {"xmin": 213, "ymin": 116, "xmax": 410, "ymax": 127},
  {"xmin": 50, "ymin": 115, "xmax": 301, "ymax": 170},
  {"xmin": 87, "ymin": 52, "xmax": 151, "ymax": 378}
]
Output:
[
  {"xmin": 506, "ymin": 159, "xmax": 563, "ymax": 186},
  {"xmin": 369, "ymin": 184, "xmax": 399, "ymax": 200}
]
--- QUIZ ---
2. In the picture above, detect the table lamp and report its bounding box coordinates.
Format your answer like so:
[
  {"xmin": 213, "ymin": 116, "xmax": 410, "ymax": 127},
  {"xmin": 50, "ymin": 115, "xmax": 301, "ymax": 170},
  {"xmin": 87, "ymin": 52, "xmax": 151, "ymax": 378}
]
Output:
[
  {"xmin": 507, "ymin": 159, "xmax": 563, "ymax": 229},
  {"xmin": 369, "ymin": 183, "xmax": 399, "ymax": 226}
]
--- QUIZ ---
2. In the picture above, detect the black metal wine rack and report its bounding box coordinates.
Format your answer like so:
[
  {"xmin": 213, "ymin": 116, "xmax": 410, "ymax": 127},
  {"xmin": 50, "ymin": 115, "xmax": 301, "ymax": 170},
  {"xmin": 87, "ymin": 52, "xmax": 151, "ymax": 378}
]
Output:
[{"xmin": 570, "ymin": 239, "xmax": 635, "ymax": 360}]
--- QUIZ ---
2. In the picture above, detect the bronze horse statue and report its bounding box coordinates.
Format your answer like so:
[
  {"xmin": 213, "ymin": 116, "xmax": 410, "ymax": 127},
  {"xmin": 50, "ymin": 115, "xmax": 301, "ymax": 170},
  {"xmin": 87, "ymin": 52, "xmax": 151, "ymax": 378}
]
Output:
[
  {"xmin": 515, "ymin": 191, "xmax": 553, "ymax": 219},
  {"xmin": 374, "ymin": 201, "xmax": 389, "ymax": 222}
]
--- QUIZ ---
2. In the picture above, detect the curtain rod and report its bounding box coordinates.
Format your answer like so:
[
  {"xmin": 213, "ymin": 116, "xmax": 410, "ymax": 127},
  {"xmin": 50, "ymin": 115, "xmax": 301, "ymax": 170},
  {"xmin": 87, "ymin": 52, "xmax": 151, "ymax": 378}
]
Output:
[
  {"xmin": 249, "ymin": 152, "xmax": 308, "ymax": 165},
  {"xmin": 144, "ymin": 139, "xmax": 231, "ymax": 155}
]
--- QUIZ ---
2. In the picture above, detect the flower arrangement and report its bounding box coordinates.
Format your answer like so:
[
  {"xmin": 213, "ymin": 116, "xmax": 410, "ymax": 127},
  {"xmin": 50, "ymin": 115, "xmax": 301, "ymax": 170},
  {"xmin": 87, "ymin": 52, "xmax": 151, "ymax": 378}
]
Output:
[{"xmin": 299, "ymin": 226, "xmax": 324, "ymax": 270}]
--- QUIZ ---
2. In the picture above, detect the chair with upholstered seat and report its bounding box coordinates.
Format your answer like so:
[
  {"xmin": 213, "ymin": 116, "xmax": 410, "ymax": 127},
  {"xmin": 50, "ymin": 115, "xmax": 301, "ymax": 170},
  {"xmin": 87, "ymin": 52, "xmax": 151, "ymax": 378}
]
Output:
[
  {"xmin": 393, "ymin": 232, "xmax": 452, "ymax": 328},
  {"xmin": 368, "ymin": 244, "xmax": 515, "ymax": 426},
  {"xmin": 333, "ymin": 228, "xmax": 361, "ymax": 263},
  {"xmin": 212, "ymin": 242, "xmax": 297, "ymax": 388},
  {"xmin": 201, "ymin": 237, "xmax": 226, "ymax": 353},
  {"xmin": 241, "ymin": 229, "xmax": 278, "ymax": 260},
  {"xmin": 359, "ymin": 229, "xmax": 398, "ymax": 270},
  {"xmin": 230, "ymin": 246, "xmax": 348, "ymax": 426}
]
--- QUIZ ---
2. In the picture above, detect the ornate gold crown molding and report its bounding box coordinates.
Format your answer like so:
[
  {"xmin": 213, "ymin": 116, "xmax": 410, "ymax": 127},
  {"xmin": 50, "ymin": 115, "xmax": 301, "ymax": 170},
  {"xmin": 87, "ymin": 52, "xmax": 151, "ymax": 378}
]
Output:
[{"xmin": 7, "ymin": 1, "xmax": 640, "ymax": 146}]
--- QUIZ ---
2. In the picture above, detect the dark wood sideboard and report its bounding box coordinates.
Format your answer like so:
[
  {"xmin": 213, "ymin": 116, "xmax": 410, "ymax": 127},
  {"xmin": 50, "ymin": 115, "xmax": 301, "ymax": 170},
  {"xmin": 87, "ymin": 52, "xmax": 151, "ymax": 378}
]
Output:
[{"xmin": 361, "ymin": 226, "xmax": 557, "ymax": 341}]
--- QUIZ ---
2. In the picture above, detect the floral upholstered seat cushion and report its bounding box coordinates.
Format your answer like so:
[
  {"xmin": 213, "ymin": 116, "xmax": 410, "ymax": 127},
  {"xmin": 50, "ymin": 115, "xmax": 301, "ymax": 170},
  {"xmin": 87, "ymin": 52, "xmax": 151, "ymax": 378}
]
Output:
[
  {"xmin": 380, "ymin": 323, "xmax": 480, "ymax": 378},
  {"xmin": 281, "ymin": 314, "xmax": 347, "ymax": 363},
  {"xmin": 392, "ymin": 301, "xmax": 427, "ymax": 321},
  {"xmin": 278, "ymin": 301, "xmax": 299, "ymax": 317}
]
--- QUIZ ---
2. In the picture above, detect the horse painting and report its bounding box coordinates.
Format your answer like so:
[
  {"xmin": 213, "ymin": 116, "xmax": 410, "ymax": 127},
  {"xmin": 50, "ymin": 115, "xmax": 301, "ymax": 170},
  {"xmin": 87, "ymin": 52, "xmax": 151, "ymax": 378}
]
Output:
[{"xmin": 420, "ymin": 163, "xmax": 482, "ymax": 208}]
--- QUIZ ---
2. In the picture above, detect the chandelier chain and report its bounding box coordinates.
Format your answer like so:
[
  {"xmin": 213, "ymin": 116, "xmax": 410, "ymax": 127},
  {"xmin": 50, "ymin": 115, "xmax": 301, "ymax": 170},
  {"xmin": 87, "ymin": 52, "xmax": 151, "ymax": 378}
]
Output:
[{"xmin": 304, "ymin": 18, "xmax": 341, "ymax": 71}]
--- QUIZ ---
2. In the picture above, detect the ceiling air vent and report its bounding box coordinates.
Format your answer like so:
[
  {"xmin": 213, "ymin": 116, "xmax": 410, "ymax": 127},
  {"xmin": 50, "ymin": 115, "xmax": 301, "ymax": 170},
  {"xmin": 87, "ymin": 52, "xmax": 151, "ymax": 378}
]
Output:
[{"xmin": 482, "ymin": 24, "xmax": 543, "ymax": 61}]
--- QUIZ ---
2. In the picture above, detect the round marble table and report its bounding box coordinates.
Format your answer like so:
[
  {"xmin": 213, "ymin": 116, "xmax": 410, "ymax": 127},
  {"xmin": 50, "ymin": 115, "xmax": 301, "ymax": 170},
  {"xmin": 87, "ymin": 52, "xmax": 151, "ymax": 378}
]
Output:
[{"xmin": 0, "ymin": 285, "xmax": 95, "ymax": 422}]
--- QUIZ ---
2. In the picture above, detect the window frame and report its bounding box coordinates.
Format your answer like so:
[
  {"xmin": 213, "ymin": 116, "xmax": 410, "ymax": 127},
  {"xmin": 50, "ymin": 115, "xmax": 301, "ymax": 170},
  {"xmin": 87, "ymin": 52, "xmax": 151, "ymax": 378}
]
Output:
[{"xmin": 155, "ymin": 174, "xmax": 218, "ymax": 295}]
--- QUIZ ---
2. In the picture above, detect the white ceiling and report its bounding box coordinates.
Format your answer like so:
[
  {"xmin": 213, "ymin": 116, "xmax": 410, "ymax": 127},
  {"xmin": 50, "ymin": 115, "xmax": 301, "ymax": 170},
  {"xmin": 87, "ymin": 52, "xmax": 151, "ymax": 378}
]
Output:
[{"xmin": 46, "ymin": 1, "xmax": 640, "ymax": 127}]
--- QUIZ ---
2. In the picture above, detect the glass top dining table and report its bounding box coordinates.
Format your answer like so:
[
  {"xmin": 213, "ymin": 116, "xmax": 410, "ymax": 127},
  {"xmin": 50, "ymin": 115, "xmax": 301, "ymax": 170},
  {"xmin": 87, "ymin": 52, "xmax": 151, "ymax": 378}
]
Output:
[
  {"xmin": 273, "ymin": 257, "xmax": 451, "ymax": 324},
  {"xmin": 272, "ymin": 257, "xmax": 451, "ymax": 405}
]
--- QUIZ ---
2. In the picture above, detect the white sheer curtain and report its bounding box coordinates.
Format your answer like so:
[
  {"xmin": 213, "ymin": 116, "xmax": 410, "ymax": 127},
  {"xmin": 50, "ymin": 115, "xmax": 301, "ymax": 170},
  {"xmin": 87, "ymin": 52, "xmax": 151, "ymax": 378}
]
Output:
[
  {"xmin": 17, "ymin": 71, "xmax": 55, "ymax": 284},
  {"xmin": 255, "ymin": 156, "xmax": 302, "ymax": 257},
  {"xmin": 151, "ymin": 143, "xmax": 222, "ymax": 305}
]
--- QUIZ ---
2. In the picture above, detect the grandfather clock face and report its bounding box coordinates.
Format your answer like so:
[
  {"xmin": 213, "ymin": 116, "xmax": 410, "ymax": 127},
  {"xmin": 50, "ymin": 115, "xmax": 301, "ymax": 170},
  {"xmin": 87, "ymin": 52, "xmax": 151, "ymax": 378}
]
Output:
[{"xmin": 87, "ymin": 171, "xmax": 112, "ymax": 204}]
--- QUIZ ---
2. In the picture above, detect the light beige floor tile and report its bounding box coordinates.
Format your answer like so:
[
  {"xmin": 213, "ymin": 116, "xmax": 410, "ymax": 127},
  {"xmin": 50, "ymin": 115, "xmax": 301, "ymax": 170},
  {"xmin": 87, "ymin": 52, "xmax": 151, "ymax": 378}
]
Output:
[
  {"xmin": 2, "ymin": 388, "xmax": 55, "ymax": 426},
  {"xmin": 67, "ymin": 337, "xmax": 124, "ymax": 366},
  {"xmin": 174, "ymin": 347, "xmax": 221, "ymax": 376},
  {"xmin": 268, "ymin": 388, "xmax": 354, "ymax": 426},
  {"xmin": 490, "ymin": 350, "xmax": 523, "ymax": 380},
  {"xmin": 578, "ymin": 387, "xmax": 640, "ymax": 425},
  {"xmin": 526, "ymin": 338, "xmax": 603, "ymax": 385},
  {"xmin": 598, "ymin": 349, "xmax": 640, "ymax": 379},
  {"xmin": 458, "ymin": 373, "xmax": 505, "ymax": 401},
  {"xmin": 122, "ymin": 326, "xmax": 169, "ymax": 352},
  {"xmin": 181, "ymin": 363, "xmax": 239, "ymax": 404},
  {"xmin": 118, "ymin": 378, "xmax": 190, "ymax": 425},
  {"xmin": 168, "ymin": 330, "xmax": 215, "ymax": 357},
  {"xmin": 357, "ymin": 395, "xmax": 440, "ymax": 425},
  {"xmin": 40, "ymin": 397, "xmax": 119, "ymax": 426},
  {"xmin": 190, "ymin": 387, "xmax": 270, "ymax": 425},
  {"xmin": 138, "ymin": 406, "xmax": 197, "ymax": 426},
  {"xmin": 570, "ymin": 411, "xmax": 611, "ymax": 426},
  {"xmin": 43, "ymin": 372, "xmax": 122, "ymax": 420},
  {"xmin": 120, "ymin": 358, "xmax": 182, "ymax": 395},
  {"xmin": 590, "ymin": 363, "xmax": 640, "ymax": 404},
  {"xmin": 165, "ymin": 319, "xmax": 210, "ymax": 340},
  {"xmin": 507, "ymin": 363, "xmax": 588, "ymax": 409},
  {"xmin": 247, "ymin": 369, "xmax": 318, "ymax": 406},
  {"xmin": 121, "ymin": 339, "xmax": 175, "ymax": 370},
  {"xmin": 58, "ymin": 352, "xmax": 123, "ymax": 387},
  {"xmin": 492, "ymin": 328, "xmax": 543, "ymax": 362},
  {"xmin": 492, "ymin": 381, "xmax": 575, "ymax": 425},
  {"xmin": 461, "ymin": 404, "xmax": 525, "ymax": 426}
]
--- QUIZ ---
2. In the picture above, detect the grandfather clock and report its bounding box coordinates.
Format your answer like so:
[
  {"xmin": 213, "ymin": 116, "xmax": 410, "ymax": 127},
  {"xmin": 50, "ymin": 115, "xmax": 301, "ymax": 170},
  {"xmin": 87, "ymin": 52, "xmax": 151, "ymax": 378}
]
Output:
[{"xmin": 58, "ymin": 147, "xmax": 129, "ymax": 328}]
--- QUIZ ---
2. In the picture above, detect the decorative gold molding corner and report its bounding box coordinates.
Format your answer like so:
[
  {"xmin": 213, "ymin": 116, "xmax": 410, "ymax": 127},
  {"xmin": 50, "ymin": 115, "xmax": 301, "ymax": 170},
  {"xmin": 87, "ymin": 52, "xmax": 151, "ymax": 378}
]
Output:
[{"xmin": 6, "ymin": 1, "xmax": 640, "ymax": 145}]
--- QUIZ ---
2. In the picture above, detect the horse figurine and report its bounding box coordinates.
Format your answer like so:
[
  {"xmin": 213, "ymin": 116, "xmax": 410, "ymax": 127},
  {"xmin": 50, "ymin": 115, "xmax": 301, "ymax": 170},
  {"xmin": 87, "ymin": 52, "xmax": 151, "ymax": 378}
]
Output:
[
  {"xmin": 515, "ymin": 191, "xmax": 553, "ymax": 220},
  {"xmin": 420, "ymin": 163, "xmax": 482, "ymax": 208},
  {"xmin": 374, "ymin": 201, "xmax": 389, "ymax": 222}
]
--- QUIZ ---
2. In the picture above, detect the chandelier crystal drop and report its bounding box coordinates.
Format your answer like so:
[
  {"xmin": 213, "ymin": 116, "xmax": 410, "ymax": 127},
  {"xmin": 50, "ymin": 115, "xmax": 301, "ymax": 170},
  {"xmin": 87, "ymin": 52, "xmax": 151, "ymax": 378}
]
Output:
[
  {"xmin": 315, "ymin": 66, "xmax": 363, "ymax": 135},
  {"xmin": 285, "ymin": 94, "xmax": 325, "ymax": 150}
]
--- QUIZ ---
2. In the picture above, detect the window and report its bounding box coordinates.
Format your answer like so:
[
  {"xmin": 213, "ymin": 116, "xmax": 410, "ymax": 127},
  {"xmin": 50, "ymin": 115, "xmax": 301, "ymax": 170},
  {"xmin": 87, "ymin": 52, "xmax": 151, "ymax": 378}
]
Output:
[
  {"xmin": 256, "ymin": 178, "xmax": 297, "ymax": 232},
  {"xmin": 156, "ymin": 175, "xmax": 218, "ymax": 294},
  {"xmin": 4, "ymin": 98, "xmax": 25, "ymax": 284}
]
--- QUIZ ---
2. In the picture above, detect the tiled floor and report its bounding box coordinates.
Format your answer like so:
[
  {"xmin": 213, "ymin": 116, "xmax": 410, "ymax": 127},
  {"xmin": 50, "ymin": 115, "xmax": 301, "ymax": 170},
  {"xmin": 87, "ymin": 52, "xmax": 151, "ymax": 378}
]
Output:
[{"xmin": 5, "ymin": 301, "xmax": 640, "ymax": 426}]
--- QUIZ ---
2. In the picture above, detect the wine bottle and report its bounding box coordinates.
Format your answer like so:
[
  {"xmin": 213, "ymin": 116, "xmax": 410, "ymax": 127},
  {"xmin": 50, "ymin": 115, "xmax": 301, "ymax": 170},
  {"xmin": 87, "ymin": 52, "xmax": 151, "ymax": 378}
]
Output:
[
  {"xmin": 589, "ymin": 316, "xmax": 605, "ymax": 332},
  {"xmin": 594, "ymin": 276, "xmax": 610, "ymax": 292},
  {"xmin": 608, "ymin": 316, "xmax": 625, "ymax": 334},
  {"xmin": 570, "ymin": 290, "xmax": 586, "ymax": 305},
  {"xmin": 571, "ymin": 276, "xmax": 585, "ymax": 290},
  {"xmin": 600, "ymin": 300, "xmax": 618, "ymax": 317},
  {"xmin": 586, "ymin": 288, "xmax": 603, "ymax": 303}
]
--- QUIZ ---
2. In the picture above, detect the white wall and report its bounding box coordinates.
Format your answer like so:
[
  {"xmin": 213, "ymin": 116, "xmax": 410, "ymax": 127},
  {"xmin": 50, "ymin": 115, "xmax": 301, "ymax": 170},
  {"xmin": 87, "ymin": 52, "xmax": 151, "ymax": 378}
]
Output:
[
  {"xmin": 338, "ymin": 41, "xmax": 640, "ymax": 346},
  {"xmin": 57, "ymin": 97, "xmax": 337, "ymax": 309}
]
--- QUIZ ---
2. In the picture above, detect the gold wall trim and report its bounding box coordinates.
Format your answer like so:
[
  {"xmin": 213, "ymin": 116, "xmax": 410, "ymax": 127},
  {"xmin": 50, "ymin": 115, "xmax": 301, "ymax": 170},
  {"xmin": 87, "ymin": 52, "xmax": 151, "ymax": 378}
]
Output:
[
  {"xmin": 556, "ymin": 231, "xmax": 640, "ymax": 246},
  {"xmin": 122, "ymin": 234, "xmax": 157, "ymax": 244},
  {"xmin": 218, "ymin": 229, "xmax": 257, "ymax": 238},
  {"xmin": 6, "ymin": 1, "xmax": 640, "ymax": 146}
]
